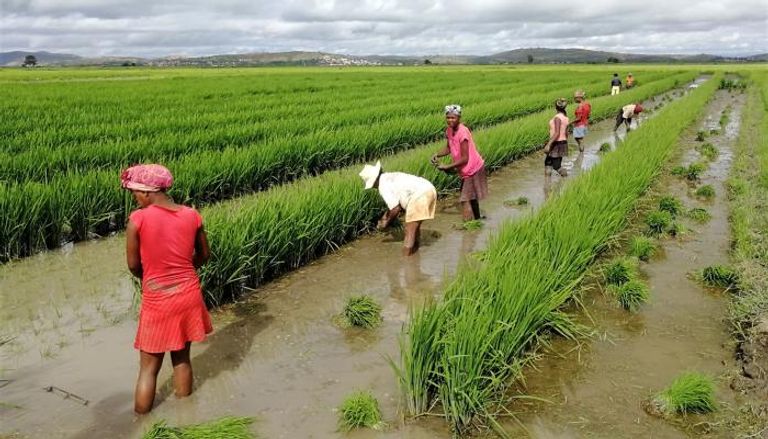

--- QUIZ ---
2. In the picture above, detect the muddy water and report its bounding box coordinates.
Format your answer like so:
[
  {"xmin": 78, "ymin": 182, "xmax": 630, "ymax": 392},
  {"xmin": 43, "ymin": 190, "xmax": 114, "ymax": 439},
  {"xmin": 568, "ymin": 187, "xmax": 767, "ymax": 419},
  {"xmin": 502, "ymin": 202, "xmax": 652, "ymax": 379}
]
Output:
[
  {"xmin": 501, "ymin": 90, "xmax": 744, "ymax": 438},
  {"xmin": 0, "ymin": 88, "xmax": 690, "ymax": 439}
]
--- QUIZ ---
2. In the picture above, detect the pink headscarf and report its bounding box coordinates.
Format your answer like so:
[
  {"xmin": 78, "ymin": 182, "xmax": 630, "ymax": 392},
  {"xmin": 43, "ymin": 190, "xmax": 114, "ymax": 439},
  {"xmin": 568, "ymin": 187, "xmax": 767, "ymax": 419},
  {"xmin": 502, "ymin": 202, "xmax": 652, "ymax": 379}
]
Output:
[{"xmin": 121, "ymin": 164, "xmax": 173, "ymax": 192}]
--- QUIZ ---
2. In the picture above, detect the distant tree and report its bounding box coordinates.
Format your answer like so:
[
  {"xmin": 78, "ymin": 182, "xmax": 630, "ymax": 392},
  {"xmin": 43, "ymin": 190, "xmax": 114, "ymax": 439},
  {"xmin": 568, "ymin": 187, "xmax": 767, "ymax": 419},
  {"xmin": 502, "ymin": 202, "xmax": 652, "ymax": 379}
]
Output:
[
  {"xmin": 424, "ymin": 59, "xmax": 432, "ymax": 65},
  {"xmin": 527, "ymin": 54, "xmax": 534, "ymax": 64},
  {"xmin": 607, "ymin": 57, "xmax": 620, "ymax": 63},
  {"xmin": 22, "ymin": 55, "xmax": 37, "ymax": 67}
]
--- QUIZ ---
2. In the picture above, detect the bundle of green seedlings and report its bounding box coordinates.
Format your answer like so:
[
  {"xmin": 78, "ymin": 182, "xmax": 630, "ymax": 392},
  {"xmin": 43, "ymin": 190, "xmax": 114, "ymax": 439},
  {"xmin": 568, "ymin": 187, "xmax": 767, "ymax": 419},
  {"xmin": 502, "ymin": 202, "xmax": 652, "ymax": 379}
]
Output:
[
  {"xmin": 629, "ymin": 235, "xmax": 657, "ymax": 261},
  {"xmin": 648, "ymin": 372, "xmax": 717, "ymax": 417},
  {"xmin": 603, "ymin": 257, "xmax": 650, "ymax": 312},
  {"xmin": 649, "ymin": 195, "xmax": 691, "ymax": 237},
  {"xmin": 699, "ymin": 265, "xmax": 739, "ymax": 289},
  {"xmin": 191, "ymin": 74, "xmax": 692, "ymax": 304},
  {"xmin": 396, "ymin": 77, "xmax": 718, "ymax": 432},
  {"xmin": 695, "ymin": 184, "xmax": 716, "ymax": 199},
  {"xmin": 696, "ymin": 142, "xmax": 719, "ymax": 161},
  {"xmin": 3, "ymin": 71, "xmax": 690, "ymax": 261},
  {"xmin": 341, "ymin": 295, "xmax": 382, "ymax": 328},
  {"xmin": 142, "ymin": 416, "xmax": 255, "ymax": 439},
  {"xmin": 671, "ymin": 162, "xmax": 707, "ymax": 181},
  {"xmin": 599, "ymin": 142, "xmax": 612, "ymax": 153},
  {"xmin": 338, "ymin": 390, "xmax": 384, "ymax": 432},
  {"xmin": 686, "ymin": 207, "xmax": 712, "ymax": 223},
  {"xmin": 458, "ymin": 220, "xmax": 484, "ymax": 231},
  {"xmin": 695, "ymin": 130, "xmax": 708, "ymax": 141},
  {"xmin": 503, "ymin": 196, "xmax": 529, "ymax": 207}
]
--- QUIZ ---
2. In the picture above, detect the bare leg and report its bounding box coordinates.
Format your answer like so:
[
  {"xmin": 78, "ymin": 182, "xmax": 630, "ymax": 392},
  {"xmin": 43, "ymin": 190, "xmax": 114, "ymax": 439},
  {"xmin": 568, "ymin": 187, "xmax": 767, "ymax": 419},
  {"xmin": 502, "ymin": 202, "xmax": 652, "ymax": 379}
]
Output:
[
  {"xmin": 576, "ymin": 138, "xmax": 584, "ymax": 152},
  {"xmin": 470, "ymin": 200, "xmax": 481, "ymax": 220},
  {"xmin": 402, "ymin": 221, "xmax": 420, "ymax": 256},
  {"xmin": 135, "ymin": 351, "xmax": 164, "ymax": 414},
  {"xmin": 461, "ymin": 201, "xmax": 474, "ymax": 222},
  {"xmin": 557, "ymin": 165, "xmax": 568, "ymax": 177},
  {"xmin": 170, "ymin": 342, "xmax": 193, "ymax": 398}
]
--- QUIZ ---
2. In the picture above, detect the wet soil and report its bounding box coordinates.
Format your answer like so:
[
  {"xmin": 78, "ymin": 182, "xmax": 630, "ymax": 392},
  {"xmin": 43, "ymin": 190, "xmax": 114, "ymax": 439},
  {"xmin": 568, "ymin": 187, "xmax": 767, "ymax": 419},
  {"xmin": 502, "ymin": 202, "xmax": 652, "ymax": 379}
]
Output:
[
  {"xmin": 0, "ymin": 86, "xmax": 697, "ymax": 439},
  {"xmin": 499, "ymin": 89, "xmax": 747, "ymax": 438}
]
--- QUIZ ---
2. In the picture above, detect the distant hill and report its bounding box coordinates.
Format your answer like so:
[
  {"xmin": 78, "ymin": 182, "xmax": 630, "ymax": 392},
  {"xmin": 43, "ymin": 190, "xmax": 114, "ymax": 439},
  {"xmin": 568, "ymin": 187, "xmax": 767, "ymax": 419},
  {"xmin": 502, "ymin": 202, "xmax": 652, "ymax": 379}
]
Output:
[{"xmin": 2, "ymin": 48, "xmax": 765, "ymax": 67}]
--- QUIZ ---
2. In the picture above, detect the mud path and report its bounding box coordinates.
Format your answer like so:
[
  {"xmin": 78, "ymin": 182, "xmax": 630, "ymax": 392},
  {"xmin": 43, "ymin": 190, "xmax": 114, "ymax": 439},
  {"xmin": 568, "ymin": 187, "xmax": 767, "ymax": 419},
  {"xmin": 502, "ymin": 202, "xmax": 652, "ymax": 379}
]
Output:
[
  {"xmin": 0, "ymin": 86, "xmax": 697, "ymax": 439},
  {"xmin": 500, "ymin": 89, "xmax": 745, "ymax": 438}
]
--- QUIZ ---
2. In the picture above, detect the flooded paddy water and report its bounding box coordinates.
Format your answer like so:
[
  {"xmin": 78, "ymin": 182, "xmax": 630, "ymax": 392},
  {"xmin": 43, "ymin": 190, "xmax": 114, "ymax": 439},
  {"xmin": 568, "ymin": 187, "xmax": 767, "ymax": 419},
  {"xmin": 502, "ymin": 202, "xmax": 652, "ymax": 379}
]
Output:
[{"xmin": 1, "ymin": 83, "xmax": 732, "ymax": 439}]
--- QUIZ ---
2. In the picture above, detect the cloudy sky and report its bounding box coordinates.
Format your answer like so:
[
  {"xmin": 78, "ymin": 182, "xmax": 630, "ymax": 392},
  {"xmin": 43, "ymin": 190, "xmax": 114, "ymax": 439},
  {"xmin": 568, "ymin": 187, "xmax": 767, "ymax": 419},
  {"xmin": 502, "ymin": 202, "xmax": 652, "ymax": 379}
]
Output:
[{"xmin": 1, "ymin": 0, "xmax": 766, "ymax": 57}]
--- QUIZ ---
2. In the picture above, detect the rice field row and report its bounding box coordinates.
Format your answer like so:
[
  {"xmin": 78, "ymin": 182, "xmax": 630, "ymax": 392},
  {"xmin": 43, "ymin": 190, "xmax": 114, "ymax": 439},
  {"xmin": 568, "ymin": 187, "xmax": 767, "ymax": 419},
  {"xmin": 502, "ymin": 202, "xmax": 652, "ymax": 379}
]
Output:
[
  {"xmin": 0, "ymin": 70, "xmax": 694, "ymax": 262},
  {"xmin": 194, "ymin": 73, "xmax": 695, "ymax": 304},
  {"xmin": 394, "ymin": 75, "xmax": 719, "ymax": 432},
  {"xmin": 0, "ymin": 72, "xmax": 629, "ymax": 183}
]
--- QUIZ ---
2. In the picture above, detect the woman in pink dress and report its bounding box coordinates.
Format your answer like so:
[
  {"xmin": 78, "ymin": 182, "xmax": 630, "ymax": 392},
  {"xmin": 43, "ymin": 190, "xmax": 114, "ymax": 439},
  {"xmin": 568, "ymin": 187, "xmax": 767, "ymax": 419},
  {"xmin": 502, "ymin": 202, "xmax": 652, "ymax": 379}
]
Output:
[
  {"xmin": 121, "ymin": 164, "xmax": 212, "ymax": 414},
  {"xmin": 431, "ymin": 104, "xmax": 488, "ymax": 221}
]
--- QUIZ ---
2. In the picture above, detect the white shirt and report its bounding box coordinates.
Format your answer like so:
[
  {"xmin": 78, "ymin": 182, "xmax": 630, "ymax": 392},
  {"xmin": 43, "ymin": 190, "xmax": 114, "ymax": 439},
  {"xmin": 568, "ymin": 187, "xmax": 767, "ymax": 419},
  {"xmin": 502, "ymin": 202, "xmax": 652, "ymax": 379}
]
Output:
[
  {"xmin": 622, "ymin": 104, "xmax": 638, "ymax": 119},
  {"xmin": 378, "ymin": 172, "xmax": 435, "ymax": 210}
]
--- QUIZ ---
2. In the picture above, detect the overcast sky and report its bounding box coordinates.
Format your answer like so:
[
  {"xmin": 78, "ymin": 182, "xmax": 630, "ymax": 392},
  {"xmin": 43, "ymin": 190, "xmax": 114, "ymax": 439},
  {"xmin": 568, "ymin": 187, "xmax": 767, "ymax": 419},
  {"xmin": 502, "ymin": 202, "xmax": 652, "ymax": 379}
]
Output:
[{"xmin": 1, "ymin": 0, "xmax": 766, "ymax": 57}]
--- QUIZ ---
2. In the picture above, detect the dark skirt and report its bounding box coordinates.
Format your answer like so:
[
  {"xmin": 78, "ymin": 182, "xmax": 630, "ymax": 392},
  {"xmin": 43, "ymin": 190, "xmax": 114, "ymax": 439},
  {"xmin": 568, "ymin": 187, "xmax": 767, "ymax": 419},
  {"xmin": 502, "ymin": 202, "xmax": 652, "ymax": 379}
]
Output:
[{"xmin": 460, "ymin": 166, "xmax": 489, "ymax": 202}]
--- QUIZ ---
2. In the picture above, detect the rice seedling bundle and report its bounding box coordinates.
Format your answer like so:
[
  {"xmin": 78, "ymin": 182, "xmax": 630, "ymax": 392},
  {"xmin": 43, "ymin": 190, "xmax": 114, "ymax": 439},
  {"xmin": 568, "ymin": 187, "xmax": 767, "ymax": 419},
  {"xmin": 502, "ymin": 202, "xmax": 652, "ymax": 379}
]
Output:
[
  {"xmin": 650, "ymin": 372, "xmax": 717, "ymax": 416},
  {"xmin": 629, "ymin": 235, "xmax": 656, "ymax": 261},
  {"xmin": 396, "ymin": 75, "xmax": 718, "ymax": 432},
  {"xmin": 141, "ymin": 416, "xmax": 255, "ymax": 439},
  {"xmin": 604, "ymin": 257, "xmax": 638, "ymax": 285},
  {"xmin": 338, "ymin": 391, "xmax": 384, "ymax": 431},
  {"xmin": 696, "ymin": 142, "xmax": 719, "ymax": 160},
  {"xmin": 700, "ymin": 265, "xmax": 738, "ymax": 288},
  {"xmin": 646, "ymin": 210, "xmax": 673, "ymax": 235},
  {"xmin": 342, "ymin": 296, "xmax": 382, "ymax": 328},
  {"xmin": 695, "ymin": 184, "xmax": 716, "ymax": 199},
  {"xmin": 658, "ymin": 195, "xmax": 683, "ymax": 216},
  {"xmin": 686, "ymin": 207, "xmax": 712, "ymax": 222},
  {"xmin": 0, "ymin": 70, "xmax": 695, "ymax": 261},
  {"xmin": 610, "ymin": 279, "xmax": 651, "ymax": 312}
]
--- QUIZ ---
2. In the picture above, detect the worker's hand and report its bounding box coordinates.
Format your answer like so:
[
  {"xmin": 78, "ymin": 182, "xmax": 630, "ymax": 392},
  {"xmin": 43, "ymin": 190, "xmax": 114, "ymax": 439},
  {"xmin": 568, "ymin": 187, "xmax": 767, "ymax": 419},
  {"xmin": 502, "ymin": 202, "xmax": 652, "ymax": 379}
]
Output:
[
  {"xmin": 543, "ymin": 145, "xmax": 551, "ymax": 154},
  {"xmin": 377, "ymin": 219, "xmax": 388, "ymax": 230},
  {"xmin": 430, "ymin": 155, "xmax": 439, "ymax": 166},
  {"xmin": 438, "ymin": 164, "xmax": 452, "ymax": 172}
]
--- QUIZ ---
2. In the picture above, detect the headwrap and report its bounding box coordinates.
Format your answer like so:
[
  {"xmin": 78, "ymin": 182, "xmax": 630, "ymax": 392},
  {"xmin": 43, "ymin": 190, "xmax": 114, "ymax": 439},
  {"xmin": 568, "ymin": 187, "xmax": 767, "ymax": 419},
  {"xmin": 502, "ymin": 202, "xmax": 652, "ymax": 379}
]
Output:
[
  {"xmin": 634, "ymin": 103, "xmax": 644, "ymax": 113},
  {"xmin": 444, "ymin": 104, "xmax": 462, "ymax": 116},
  {"xmin": 555, "ymin": 98, "xmax": 568, "ymax": 110},
  {"xmin": 574, "ymin": 90, "xmax": 585, "ymax": 98},
  {"xmin": 121, "ymin": 164, "xmax": 173, "ymax": 192}
]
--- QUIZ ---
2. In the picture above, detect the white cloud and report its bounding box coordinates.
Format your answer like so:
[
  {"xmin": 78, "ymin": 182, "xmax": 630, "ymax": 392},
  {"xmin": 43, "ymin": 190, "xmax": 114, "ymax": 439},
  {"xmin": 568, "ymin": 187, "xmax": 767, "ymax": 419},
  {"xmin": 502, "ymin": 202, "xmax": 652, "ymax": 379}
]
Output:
[{"xmin": 0, "ymin": 0, "xmax": 765, "ymax": 56}]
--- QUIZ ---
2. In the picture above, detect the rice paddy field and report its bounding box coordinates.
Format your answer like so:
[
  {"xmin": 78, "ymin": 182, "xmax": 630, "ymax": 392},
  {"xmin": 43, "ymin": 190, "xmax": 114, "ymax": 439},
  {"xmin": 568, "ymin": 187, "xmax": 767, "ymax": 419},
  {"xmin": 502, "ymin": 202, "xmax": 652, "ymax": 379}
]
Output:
[{"xmin": 1, "ymin": 64, "xmax": 767, "ymax": 438}]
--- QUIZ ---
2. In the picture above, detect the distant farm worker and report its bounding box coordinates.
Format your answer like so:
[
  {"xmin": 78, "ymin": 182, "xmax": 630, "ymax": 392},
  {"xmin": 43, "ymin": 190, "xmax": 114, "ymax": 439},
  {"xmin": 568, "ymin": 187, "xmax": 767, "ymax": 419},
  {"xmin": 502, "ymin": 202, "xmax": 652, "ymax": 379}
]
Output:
[
  {"xmin": 571, "ymin": 90, "xmax": 591, "ymax": 152},
  {"xmin": 626, "ymin": 72, "xmax": 635, "ymax": 89},
  {"xmin": 614, "ymin": 102, "xmax": 644, "ymax": 132},
  {"xmin": 359, "ymin": 161, "xmax": 437, "ymax": 256},
  {"xmin": 611, "ymin": 73, "xmax": 622, "ymax": 95},
  {"xmin": 121, "ymin": 164, "xmax": 212, "ymax": 414},
  {"xmin": 544, "ymin": 98, "xmax": 570, "ymax": 178},
  {"xmin": 431, "ymin": 104, "xmax": 488, "ymax": 221}
]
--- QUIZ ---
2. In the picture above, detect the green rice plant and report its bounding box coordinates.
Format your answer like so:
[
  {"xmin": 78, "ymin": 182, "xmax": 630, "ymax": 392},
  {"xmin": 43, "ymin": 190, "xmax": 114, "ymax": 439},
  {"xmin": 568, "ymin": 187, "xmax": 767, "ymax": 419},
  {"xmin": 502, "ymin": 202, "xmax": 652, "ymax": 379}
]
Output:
[
  {"xmin": 341, "ymin": 296, "xmax": 382, "ymax": 329},
  {"xmin": 142, "ymin": 416, "xmax": 255, "ymax": 439},
  {"xmin": 646, "ymin": 210, "xmax": 673, "ymax": 235},
  {"xmin": 395, "ymin": 77, "xmax": 719, "ymax": 432},
  {"xmin": 599, "ymin": 142, "xmax": 611, "ymax": 152},
  {"xmin": 610, "ymin": 279, "xmax": 650, "ymax": 312},
  {"xmin": 338, "ymin": 391, "xmax": 384, "ymax": 432},
  {"xmin": 700, "ymin": 265, "xmax": 738, "ymax": 288},
  {"xmin": 667, "ymin": 221, "xmax": 688, "ymax": 238},
  {"xmin": 658, "ymin": 195, "xmax": 683, "ymax": 216},
  {"xmin": 686, "ymin": 207, "xmax": 712, "ymax": 223},
  {"xmin": 695, "ymin": 130, "xmax": 707, "ymax": 141},
  {"xmin": 503, "ymin": 196, "xmax": 529, "ymax": 207},
  {"xmin": 696, "ymin": 142, "xmax": 718, "ymax": 160},
  {"xmin": 629, "ymin": 235, "xmax": 656, "ymax": 261},
  {"xmin": 708, "ymin": 129, "xmax": 720, "ymax": 136},
  {"xmin": 603, "ymin": 257, "xmax": 638, "ymax": 286},
  {"xmin": 685, "ymin": 162, "xmax": 707, "ymax": 181},
  {"xmin": 695, "ymin": 184, "xmax": 716, "ymax": 199},
  {"xmin": 459, "ymin": 220, "xmax": 484, "ymax": 231},
  {"xmin": 650, "ymin": 372, "xmax": 717, "ymax": 416},
  {"xmin": 671, "ymin": 165, "xmax": 687, "ymax": 177}
]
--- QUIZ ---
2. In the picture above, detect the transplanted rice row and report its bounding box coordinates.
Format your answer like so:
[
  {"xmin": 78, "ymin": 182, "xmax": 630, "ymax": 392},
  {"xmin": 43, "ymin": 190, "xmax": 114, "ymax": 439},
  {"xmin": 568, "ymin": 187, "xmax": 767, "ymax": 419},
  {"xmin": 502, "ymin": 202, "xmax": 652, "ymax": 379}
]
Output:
[{"xmin": 395, "ymin": 76, "xmax": 718, "ymax": 433}]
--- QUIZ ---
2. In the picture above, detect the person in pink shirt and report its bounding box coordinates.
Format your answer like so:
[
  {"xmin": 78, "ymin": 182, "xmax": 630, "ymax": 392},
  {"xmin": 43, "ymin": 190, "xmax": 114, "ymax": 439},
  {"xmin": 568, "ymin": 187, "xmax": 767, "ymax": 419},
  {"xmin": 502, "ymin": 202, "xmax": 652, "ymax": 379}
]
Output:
[{"xmin": 431, "ymin": 104, "xmax": 488, "ymax": 221}]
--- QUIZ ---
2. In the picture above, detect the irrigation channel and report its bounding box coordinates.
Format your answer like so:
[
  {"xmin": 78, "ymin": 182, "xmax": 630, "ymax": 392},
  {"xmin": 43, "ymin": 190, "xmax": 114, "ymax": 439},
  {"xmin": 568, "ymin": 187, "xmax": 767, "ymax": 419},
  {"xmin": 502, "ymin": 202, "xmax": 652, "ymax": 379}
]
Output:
[{"xmin": 1, "ymin": 82, "xmax": 715, "ymax": 438}]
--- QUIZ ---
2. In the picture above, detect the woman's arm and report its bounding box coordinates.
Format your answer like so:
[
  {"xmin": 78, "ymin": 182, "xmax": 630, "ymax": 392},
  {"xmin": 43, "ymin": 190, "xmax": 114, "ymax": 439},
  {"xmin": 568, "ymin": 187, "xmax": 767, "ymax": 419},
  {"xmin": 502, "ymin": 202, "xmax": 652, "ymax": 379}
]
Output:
[
  {"xmin": 378, "ymin": 205, "xmax": 403, "ymax": 229},
  {"xmin": 440, "ymin": 140, "xmax": 469, "ymax": 170},
  {"xmin": 126, "ymin": 220, "xmax": 143, "ymax": 279},
  {"xmin": 193, "ymin": 226, "xmax": 211, "ymax": 268},
  {"xmin": 431, "ymin": 145, "xmax": 451, "ymax": 164}
]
